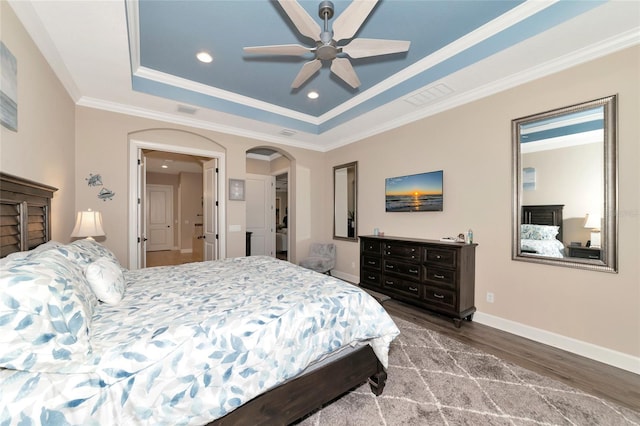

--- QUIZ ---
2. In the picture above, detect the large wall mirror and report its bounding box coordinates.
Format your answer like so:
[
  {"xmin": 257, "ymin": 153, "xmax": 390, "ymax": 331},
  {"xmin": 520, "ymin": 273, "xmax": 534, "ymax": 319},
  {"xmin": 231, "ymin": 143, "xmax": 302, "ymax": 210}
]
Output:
[
  {"xmin": 512, "ymin": 95, "xmax": 617, "ymax": 273},
  {"xmin": 334, "ymin": 161, "xmax": 357, "ymax": 241}
]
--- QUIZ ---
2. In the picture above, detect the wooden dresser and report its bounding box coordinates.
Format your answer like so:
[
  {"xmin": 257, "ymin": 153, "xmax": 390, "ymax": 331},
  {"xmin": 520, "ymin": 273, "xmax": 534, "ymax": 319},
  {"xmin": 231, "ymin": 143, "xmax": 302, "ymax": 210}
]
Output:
[{"xmin": 360, "ymin": 235, "xmax": 477, "ymax": 327}]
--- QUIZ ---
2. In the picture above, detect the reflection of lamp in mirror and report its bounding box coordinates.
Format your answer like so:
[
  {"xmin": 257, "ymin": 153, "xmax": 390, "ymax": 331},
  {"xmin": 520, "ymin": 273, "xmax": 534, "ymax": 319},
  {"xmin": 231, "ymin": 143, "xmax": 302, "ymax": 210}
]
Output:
[
  {"xmin": 584, "ymin": 213, "xmax": 601, "ymax": 248},
  {"xmin": 71, "ymin": 209, "xmax": 105, "ymax": 240}
]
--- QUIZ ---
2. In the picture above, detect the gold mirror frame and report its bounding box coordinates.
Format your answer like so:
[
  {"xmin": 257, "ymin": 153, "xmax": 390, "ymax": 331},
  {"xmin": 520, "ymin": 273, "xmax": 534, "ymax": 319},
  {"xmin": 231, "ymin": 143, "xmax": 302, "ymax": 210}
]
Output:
[
  {"xmin": 333, "ymin": 161, "xmax": 358, "ymax": 241},
  {"xmin": 512, "ymin": 95, "xmax": 618, "ymax": 273}
]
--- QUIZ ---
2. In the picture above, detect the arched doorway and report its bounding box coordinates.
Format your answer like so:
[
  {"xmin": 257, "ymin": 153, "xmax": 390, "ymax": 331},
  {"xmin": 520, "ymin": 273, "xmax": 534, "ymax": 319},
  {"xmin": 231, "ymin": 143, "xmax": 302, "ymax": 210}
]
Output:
[
  {"xmin": 128, "ymin": 129, "xmax": 226, "ymax": 269},
  {"xmin": 245, "ymin": 147, "xmax": 294, "ymax": 262}
]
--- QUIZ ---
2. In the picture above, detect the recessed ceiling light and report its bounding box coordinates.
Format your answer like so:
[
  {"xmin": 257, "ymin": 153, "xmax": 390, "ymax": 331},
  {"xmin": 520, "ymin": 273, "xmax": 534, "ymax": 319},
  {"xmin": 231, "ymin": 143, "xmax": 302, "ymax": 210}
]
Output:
[
  {"xmin": 196, "ymin": 51, "xmax": 213, "ymax": 63},
  {"xmin": 161, "ymin": 164, "xmax": 169, "ymax": 169},
  {"xmin": 307, "ymin": 91, "xmax": 319, "ymax": 99}
]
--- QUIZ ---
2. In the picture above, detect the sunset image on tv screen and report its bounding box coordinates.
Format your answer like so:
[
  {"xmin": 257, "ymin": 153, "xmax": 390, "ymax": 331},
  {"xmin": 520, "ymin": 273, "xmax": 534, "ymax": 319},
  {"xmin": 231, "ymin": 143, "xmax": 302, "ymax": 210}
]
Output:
[{"xmin": 385, "ymin": 170, "xmax": 443, "ymax": 212}]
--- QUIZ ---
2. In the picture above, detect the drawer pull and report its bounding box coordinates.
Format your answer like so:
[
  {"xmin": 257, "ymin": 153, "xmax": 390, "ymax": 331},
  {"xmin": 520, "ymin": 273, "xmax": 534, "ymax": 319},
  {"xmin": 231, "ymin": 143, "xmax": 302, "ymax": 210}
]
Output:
[
  {"xmin": 409, "ymin": 269, "xmax": 418, "ymax": 273},
  {"xmin": 434, "ymin": 274, "xmax": 445, "ymax": 279},
  {"xmin": 436, "ymin": 255, "xmax": 442, "ymax": 259},
  {"xmin": 433, "ymin": 293, "xmax": 445, "ymax": 299},
  {"xmin": 385, "ymin": 281, "xmax": 394, "ymax": 285},
  {"xmin": 367, "ymin": 275, "xmax": 376, "ymax": 280},
  {"xmin": 588, "ymin": 255, "xmax": 599, "ymax": 259},
  {"xmin": 367, "ymin": 261, "xmax": 376, "ymax": 265},
  {"xmin": 386, "ymin": 264, "xmax": 394, "ymax": 269},
  {"xmin": 409, "ymin": 287, "xmax": 418, "ymax": 292}
]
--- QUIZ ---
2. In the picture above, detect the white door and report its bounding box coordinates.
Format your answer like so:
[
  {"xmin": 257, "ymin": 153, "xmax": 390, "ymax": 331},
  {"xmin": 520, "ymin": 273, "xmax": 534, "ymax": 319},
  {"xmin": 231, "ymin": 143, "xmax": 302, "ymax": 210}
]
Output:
[
  {"xmin": 203, "ymin": 159, "xmax": 219, "ymax": 260},
  {"xmin": 146, "ymin": 184, "xmax": 174, "ymax": 251},
  {"xmin": 137, "ymin": 150, "xmax": 147, "ymax": 268},
  {"xmin": 246, "ymin": 173, "xmax": 275, "ymax": 256}
]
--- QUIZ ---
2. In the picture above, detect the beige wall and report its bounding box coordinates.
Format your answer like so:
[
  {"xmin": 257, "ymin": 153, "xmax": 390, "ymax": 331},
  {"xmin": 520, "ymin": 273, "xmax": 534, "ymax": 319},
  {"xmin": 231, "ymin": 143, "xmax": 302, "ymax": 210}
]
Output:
[
  {"xmin": 0, "ymin": 3, "xmax": 76, "ymax": 242},
  {"xmin": 75, "ymin": 107, "xmax": 327, "ymax": 265},
  {"xmin": 327, "ymin": 47, "xmax": 640, "ymax": 360},
  {"xmin": 179, "ymin": 172, "xmax": 203, "ymax": 250}
]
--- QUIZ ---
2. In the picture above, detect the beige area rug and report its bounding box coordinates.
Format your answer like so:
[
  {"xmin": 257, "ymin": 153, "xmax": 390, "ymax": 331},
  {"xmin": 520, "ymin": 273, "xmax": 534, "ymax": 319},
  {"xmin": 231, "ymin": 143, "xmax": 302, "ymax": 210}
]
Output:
[{"xmin": 296, "ymin": 316, "xmax": 640, "ymax": 426}]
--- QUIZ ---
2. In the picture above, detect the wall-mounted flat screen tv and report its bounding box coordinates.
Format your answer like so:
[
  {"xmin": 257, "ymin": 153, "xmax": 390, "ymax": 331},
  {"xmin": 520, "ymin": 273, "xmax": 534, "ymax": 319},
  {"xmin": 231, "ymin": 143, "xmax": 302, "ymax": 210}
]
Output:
[{"xmin": 385, "ymin": 170, "xmax": 443, "ymax": 212}]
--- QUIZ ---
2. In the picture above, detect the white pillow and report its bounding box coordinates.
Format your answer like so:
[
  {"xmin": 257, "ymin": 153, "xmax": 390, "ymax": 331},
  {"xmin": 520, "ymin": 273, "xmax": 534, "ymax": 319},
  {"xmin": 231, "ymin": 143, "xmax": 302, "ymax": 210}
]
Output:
[{"xmin": 85, "ymin": 256, "xmax": 125, "ymax": 305}]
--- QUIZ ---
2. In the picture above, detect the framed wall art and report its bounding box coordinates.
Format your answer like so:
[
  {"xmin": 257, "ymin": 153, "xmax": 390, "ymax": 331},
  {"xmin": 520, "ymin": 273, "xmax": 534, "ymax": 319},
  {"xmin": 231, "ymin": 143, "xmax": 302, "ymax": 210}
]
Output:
[{"xmin": 229, "ymin": 179, "xmax": 245, "ymax": 201}]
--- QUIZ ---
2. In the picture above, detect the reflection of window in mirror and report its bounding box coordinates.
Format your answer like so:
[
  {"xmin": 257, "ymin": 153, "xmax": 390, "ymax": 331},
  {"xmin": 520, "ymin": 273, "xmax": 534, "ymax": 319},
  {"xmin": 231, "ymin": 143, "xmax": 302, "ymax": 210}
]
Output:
[{"xmin": 512, "ymin": 95, "xmax": 617, "ymax": 273}]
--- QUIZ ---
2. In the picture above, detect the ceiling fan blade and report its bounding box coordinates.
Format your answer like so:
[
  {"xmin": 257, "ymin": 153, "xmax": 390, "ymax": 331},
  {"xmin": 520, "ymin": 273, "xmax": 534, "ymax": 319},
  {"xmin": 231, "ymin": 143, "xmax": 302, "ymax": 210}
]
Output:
[
  {"xmin": 292, "ymin": 59, "xmax": 322, "ymax": 89},
  {"xmin": 244, "ymin": 44, "xmax": 313, "ymax": 56},
  {"xmin": 278, "ymin": 0, "xmax": 321, "ymax": 42},
  {"xmin": 332, "ymin": 0, "xmax": 378, "ymax": 42},
  {"xmin": 330, "ymin": 57, "xmax": 361, "ymax": 88},
  {"xmin": 342, "ymin": 38, "xmax": 411, "ymax": 59}
]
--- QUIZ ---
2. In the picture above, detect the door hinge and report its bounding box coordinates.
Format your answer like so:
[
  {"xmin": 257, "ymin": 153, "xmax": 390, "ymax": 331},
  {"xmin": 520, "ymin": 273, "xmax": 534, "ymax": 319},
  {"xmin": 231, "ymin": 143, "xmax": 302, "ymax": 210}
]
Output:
[
  {"xmin": 138, "ymin": 198, "xmax": 141, "ymax": 205},
  {"xmin": 215, "ymin": 201, "xmax": 218, "ymax": 207},
  {"xmin": 216, "ymin": 234, "xmax": 219, "ymax": 240},
  {"xmin": 137, "ymin": 159, "xmax": 141, "ymax": 165},
  {"xmin": 137, "ymin": 237, "xmax": 140, "ymax": 243},
  {"xmin": 215, "ymin": 168, "xmax": 219, "ymax": 173}
]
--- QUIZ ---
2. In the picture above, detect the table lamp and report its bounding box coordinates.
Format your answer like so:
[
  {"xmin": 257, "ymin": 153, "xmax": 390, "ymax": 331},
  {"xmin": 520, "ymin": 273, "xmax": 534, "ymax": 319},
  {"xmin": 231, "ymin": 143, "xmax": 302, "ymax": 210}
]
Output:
[
  {"xmin": 71, "ymin": 209, "xmax": 105, "ymax": 240},
  {"xmin": 583, "ymin": 213, "xmax": 601, "ymax": 248}
]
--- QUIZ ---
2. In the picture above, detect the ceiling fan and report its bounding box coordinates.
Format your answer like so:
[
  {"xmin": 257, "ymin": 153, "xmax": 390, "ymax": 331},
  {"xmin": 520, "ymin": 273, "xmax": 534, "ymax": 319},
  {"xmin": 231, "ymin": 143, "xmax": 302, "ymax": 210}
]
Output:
[{"xmin": 243, "ymin": 0, "xmax": 410, "ymax": 89}]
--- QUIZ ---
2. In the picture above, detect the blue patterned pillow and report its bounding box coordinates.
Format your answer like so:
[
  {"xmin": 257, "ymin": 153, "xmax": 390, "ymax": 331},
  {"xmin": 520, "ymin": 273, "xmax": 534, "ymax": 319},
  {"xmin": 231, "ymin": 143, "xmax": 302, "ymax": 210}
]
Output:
[
  {"xmin": 521, "ymin": 224, "xmax": 560, "ymax": 240},
  {"xmin": 63, "ymin": 238, "xmax": 126, "ymax": 271},
  {"xmin": 0, "ymin": 248, "xmax": 95, "ymax": 372},
  {"xmin": 85, "ymin": 256, "xmax": 125, "ymax": 304}
]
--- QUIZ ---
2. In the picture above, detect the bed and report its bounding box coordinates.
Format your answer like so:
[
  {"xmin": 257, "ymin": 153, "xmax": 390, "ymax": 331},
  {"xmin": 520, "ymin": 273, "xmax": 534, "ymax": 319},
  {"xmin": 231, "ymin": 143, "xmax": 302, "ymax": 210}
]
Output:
[
  {"xmin": 0, "ymin": 173, "xmax": 399, "ymax": 425},
  {"xmin": 520, "ymin": 204, "xmax": 566, "ymax": 258}
]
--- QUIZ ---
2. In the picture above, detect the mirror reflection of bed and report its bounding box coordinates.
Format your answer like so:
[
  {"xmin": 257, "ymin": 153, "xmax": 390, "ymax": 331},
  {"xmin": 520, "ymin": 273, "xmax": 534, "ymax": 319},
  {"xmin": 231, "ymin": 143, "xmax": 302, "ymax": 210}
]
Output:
[
  {"xmin": 520, "ymin": 204, "xmax": 566, "ymax": 258},
  {"xmin": 520, "ymin": 204, "xmax": 602, "ymax": 261}
]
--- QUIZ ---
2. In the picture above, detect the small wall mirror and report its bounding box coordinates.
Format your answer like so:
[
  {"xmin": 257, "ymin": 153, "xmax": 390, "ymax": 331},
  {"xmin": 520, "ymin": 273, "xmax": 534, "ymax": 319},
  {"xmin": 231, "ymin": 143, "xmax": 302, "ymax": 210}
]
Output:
[
  {"xmin": 512, "ymin": 95, "xmax": 617, "ymax": 273},
  {"xmin": 334, "ymin": 161, "xmax": 357, "ymax": 241}
]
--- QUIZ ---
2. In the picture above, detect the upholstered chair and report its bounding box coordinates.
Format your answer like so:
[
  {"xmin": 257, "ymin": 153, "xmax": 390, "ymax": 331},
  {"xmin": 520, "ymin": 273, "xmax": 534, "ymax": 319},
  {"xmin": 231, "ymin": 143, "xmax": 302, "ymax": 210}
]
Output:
[{"xmin": 299, "ymin": 243, "xmax": 336, "ymax": 275}]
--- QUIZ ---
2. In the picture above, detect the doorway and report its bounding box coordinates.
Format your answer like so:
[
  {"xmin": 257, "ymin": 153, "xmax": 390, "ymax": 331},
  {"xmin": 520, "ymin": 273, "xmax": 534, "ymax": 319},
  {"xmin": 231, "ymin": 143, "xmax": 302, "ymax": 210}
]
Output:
[
  {"xmin": 128, "ymin": 139, "xmax": 226, "ymax": 270},
  {"xmin": 145, "ymin": 184, "xmax": 174, "ymax": 252},
  {"xmin": 245, "ymin": 147, "xmax": 292, "ymax": 262}
]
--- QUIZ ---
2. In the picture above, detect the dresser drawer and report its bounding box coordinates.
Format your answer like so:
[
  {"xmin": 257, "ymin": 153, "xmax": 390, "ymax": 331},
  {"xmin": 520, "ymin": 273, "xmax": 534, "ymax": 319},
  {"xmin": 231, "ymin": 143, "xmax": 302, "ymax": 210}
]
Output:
[
  {"xmin": 424, "ymin": 248, "xmax": 457, "ymax": 267},
  {"xmin": 424, "ymin": 266, "xmax": 456, "ymax": 289},
  {"xmin": 362, "ymin": 256, "xmax": 381, "ymax": 270},
  {"xmin": 384, "ymin": 243, "xmax": 420, "ymax": 261},
  {"xmin": 382, "ymin": 276, "xmax": 421, "ymax": 298},
  {"xmin": 384, "ymin": 260, "xmax": 421, "ymax": 279},
  {"xmin": 362, "ymin": 239, "xmax": 382, "ymax": 255},
  {"xmin": 423, "ymin": 285, "xmax": 455, "ymax": 308},
  {"xmin": 361, "ymin": 270, "xmax": 382, "ymax": 287}
]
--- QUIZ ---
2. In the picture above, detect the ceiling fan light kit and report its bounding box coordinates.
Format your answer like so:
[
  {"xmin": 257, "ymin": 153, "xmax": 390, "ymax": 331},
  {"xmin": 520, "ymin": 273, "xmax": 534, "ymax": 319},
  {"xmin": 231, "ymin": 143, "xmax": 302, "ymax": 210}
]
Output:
[{"xmin": 243, "ymin": 0, "xmax": 410, "ymax": 89}]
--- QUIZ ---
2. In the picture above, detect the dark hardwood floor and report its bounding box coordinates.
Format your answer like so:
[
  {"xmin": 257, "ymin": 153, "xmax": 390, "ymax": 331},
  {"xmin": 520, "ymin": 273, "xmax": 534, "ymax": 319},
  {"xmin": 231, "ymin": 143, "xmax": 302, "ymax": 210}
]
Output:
[{"xmin": 379, "ymin": 297, "xmax": 640, "ymax": 413}]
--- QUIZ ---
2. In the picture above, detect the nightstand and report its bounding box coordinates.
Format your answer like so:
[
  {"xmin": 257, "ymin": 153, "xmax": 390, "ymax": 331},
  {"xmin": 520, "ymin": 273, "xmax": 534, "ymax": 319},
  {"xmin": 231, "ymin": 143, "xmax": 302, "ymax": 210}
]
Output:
[{"xmin": 567, "ymin": 246, "xmax": 601, "ymax": 260}]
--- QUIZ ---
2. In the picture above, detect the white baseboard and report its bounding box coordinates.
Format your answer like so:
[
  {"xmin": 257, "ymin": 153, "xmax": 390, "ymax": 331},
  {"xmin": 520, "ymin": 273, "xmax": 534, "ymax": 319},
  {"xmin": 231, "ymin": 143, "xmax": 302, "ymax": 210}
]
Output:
[
  {"xmin": 331, "ymin": 270, "xmax": 358, "ymax": 284},
  {"xmin": 180, "ymin": 248, "xmax": 192, "ymax": 254},
  {"xmin": 474, "ymin": 311, "xmax": 640, "ymax": 375}
]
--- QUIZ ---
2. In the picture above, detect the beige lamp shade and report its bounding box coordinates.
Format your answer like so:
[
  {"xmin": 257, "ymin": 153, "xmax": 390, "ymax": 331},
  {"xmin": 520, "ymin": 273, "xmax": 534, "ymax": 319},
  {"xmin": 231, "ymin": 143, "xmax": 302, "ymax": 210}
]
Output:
[
  {"xmin": 71, "ymin": 209, "xmax": 105, "ymax": 239},
  {"xmin": 583, "ymin": 213, "xmax": 601, "ymax": 230}
]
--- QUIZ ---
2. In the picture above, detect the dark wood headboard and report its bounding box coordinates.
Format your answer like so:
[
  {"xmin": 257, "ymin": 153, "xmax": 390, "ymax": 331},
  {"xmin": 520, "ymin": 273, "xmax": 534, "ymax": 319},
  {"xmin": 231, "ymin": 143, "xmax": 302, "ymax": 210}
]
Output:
[
  {"xmin": 522, "ymin": 204, "xmax": 564, "ymax": 241},
  {"xmin": 0, "ymin": 173, "xmax": 58, "ymax": 257}
]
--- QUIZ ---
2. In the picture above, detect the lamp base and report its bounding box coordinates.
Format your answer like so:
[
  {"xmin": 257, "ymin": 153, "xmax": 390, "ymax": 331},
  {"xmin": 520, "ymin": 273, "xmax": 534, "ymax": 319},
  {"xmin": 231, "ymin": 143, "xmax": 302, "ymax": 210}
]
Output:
[{"xmin": 590, "ymin": 231, "xmax": 601, "ymax": 248}]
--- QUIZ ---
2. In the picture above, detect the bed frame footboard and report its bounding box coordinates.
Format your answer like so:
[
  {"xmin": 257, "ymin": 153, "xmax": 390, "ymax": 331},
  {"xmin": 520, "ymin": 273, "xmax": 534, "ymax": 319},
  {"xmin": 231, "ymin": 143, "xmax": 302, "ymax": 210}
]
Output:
[{"xmin": 210, "ymin": 345, "xmax": 385, "ymax": 425}]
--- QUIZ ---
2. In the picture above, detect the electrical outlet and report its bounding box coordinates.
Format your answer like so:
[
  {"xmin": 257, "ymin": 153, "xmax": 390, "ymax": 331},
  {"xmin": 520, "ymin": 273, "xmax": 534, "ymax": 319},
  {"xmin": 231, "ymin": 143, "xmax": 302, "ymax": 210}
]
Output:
[{"xmin": 486, "ymin": 292, "xmax": 494, "ymax": 303}]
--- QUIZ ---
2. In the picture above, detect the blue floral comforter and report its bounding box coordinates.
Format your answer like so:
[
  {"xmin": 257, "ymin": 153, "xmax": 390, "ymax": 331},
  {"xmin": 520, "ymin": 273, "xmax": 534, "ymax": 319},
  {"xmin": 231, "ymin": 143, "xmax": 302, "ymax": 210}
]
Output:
[{"xmin": 0, "ymin": 256, "xmax": 399, "ymax": 425}]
